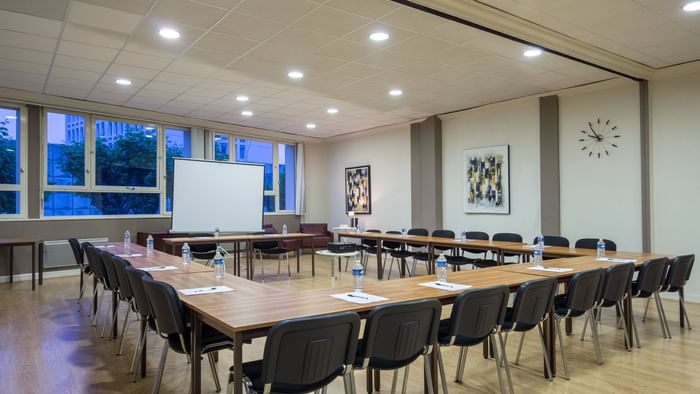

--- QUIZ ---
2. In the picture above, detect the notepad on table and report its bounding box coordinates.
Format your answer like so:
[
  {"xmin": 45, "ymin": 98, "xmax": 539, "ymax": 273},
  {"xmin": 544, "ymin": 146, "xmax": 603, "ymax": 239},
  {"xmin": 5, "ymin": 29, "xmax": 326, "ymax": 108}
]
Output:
[
  {"xmin": 331, "ymin": 292, "xmax": 388, "ymax": 304},
  {"xmin": 140, "ymin": 266, "xmax": 178, "ymax": 272},
  {"xmin": 419, "ymin": 281, "xmax": 472, "ymax": 291},
  {"xmin": 117, "ymin": 253, "xmax": 143, "ymax": 257},
  {"xmin": 180, "ymin": 286, "xmax": 234, "ymax": 296},
  {"xmin": 528, "ymin": 266, "xmax": 573, "ymax": 272},
  {"xmin": 596, "ymin": 257, "xmax": 637, "ymax": 263}
]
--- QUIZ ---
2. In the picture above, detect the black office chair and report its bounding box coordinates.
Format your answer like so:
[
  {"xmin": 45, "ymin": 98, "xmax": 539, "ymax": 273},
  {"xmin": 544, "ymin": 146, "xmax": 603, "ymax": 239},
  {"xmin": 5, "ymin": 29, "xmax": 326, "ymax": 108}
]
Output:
[
  {"xmin": 252, "ymin": 227, "xmax": 290, "ymax": 281},
  {"xmin": 574, "ymin": 238, "xmax": 618, "ymax": 251},
  {"xmin": 532, "ymin": 236, "xmax": 569, "ymax": 261},
  {"xmin": 580, "ymin": 263, "xmax": 635, "ymax": 351},
  {"xmin": 461, "ymin": 231, "xmax": 490, "ymax": 263},
  {"xmin": 230, "ymin": 311, "xmax": 361, "ymax": 394},
  {"xmin": 502, "ymin": 277, "xmax": 558, "ymax": 382},
  {"xmin": 437, "ymin": 285, "xmax": 512, "ymax": 394},
  {"xmin": 112, "ymin": 256, "xmax": 136, "ymax": 356},
  {"xmin": 99, "ymin": 250, "xmax": 126, "ymax": 340},
  {"xmin": 553, "ymin": 269, "xmax": 605, "ymax": 379},
  {"xmin": 125, "ymin": 266, "xmax": 156, "ymax": 382},
  {"xmin": 406, "ymin": 228, "xmax": 430, "ymax": 276},
  {"xmin": 68, "ymin": 238, "xmax": 91, "ymax": 311},
  {"xmin": 479, "ymin": 232, "xmax": 523, "ymax": 267},
  {"xmin": 189, "ymin": 233, "xmax": 218, "ymax": 265},
  {"xmin": 445, "ymin": 231, "xmax": 487, "ymax": 271},
  {"xmin": 631, "ymin": 257, "xmax": 671, "ymax": 344},
  {"xmin": 385, "ymin": 230, "xmax": 414, "ymax": 279},
  {"xmin": 84, "ymin": 244, "xmax": 109, "ymax": 328},
  {"xmin": 656, "ymin": 254, "xmax": 694, "ymax": 330},
  {"xmin": 143, "ymin": 277, "xmax": 233, "ymax": 393},
  {"xmin": 361, "ymin": 229, "xmax": 385, "ymax": 270}
]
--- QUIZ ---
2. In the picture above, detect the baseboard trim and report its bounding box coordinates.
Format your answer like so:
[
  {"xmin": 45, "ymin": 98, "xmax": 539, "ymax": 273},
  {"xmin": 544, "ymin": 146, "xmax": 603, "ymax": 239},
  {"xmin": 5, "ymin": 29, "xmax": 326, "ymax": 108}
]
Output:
[{"xmin": 0, "ymin": 268, "xmax": 79, "ymax": 284}]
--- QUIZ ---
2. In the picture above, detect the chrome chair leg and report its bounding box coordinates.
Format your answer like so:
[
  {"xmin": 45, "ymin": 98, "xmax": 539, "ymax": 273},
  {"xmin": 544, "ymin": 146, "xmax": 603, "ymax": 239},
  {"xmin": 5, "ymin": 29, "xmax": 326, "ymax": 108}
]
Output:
[
  {"xmin": 490, "ymin": 334, "xmax": 506, "ymax": 394},
  {"xmin": 401, "ymin": 365, "xmax": 410, "ymax": 394},
  {"xmin": 423, "ymin": 353, "xmax": 435, "ymax": 394},
  {"xmin": 390, "ymin": 369, "xmax": 399, "ymax": 394},
  {"xmin": 321, "ymin": 386, "xmax": 328, "ymax": 394},
  {"xmin": 100, "ymin": 302, "xmax": 112, "ymax": 339},
  {"xmin": 617, "ymin": 301, "xmax": 632, "ymax": 351},
  {"xmin": 554, "ymin": 317, "xmax": 570, "ymax": 380},
  {"xmin": 514, "ymin": 331, "xmax": 526, "ymax": 365},
  {"xmin": 497, "ymin": 332, "xmax": 514, "ymax": 394},
  {"xmin": 653, "ymin": 293, "xmax": 670, "ymax": 338},
  {"xmin": 153, "ymin": 340, "xmax": 169, "ymax": 394},
  {"xmin": 92, "ymin": 287, "xmax": 104, "ymax": 326},
  {"xmin": 581, "ymin": 310, "xmax": 590, "ymax": 341},
  {"xmin": 436, "ymin": 345, "xmax": 449, "ymax": 394},
  {"xmin": 588, "ymin": 311, "xmax": 604, "ymax": 365},
  {"xmin": 680, "ymin": 295, "xmax": 693, "ymax": 330},
  {"xmin": 117, "ymin": 307, "xmax": 132, "ymax": 355},
  {"xmin": 455, "ymin": 347, "xmax": 467, "ymax": 382},
  {"xmin": 130, "ymin": 323, "xmax": 145, "ymax": 376},
  {"xmin": 537, "ymin": 323, "xmax": 554, "ymax": 381},
  {"xmin": 387, "ymin": 257, "xmax": 396, "ymax": 280},
  {"xmin": 656, "ymin": 292, "xmax": 672, "ymax": 338},
  {"xmin": 642, "ymin": 298, "xmax": 651, "ymax": 322},
  {"xmin": 208, "ymin": 353, "xmax": 222, "ymax": 392}
]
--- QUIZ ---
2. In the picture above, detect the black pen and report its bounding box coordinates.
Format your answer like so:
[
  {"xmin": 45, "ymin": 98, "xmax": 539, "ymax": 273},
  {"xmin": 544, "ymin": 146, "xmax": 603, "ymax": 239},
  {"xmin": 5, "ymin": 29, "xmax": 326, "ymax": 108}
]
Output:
[
  {"xmin": 348, "ymin": 293, "xmax": 369, "ymax": 300},
  {"xmin": 194, "ymin": 287, "xmax": 217, "ymax": 293},
  {"xmin": 434, "ymin": 282, "xmax": 454, "ymax": 288}
]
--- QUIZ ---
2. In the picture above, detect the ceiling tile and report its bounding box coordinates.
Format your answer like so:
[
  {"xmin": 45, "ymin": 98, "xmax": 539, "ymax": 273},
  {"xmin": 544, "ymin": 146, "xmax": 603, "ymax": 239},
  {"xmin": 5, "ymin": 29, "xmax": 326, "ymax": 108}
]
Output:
[
  {"xmin": 186, "ymin": 87, "xmax": 230, "ymax": 99},
  {"xmin": 165, "ymin": 59, "xmax": 220, "ymax": 77},
  {"xmin": 105, "ymin": 63, "xmax": 160, "ymax": 80},
  {"xmin": 266, "ymin": 28, "xmax": 336, "ymax": 52},
  {"xmin": 125, "ymin": 19, "xmax": 206, "ymax": 57},
  {"xmin": 114, "ymin": 51, "xmax": 173, "ymax": 70},
  {"xmin": 246, "ymin": 43, "xmax": 303, "ymax": 65},
  {"xmin": 182, "ymin": 47, "xmax": 236, "ymax": 67},
  {"xmin": 196, "ymin": 0, "xmax": 240, "ymax": 10},
  {"xmin": 154, "ymin": 71, "xmax": 202, "ymax": 86},
  {"xmin": 356, "ymin": 50, "xmax": 413, "ymax": 69},
  {"xmin": 77, "ymin": 0, "xmax": 155, "ymax": 15},
  {"xmin": 62, "ymin": 23, "xmax": 129, "ymax": 49},
  {"xmin": 0, "ymin": 45, "xmax": 54, "ymax": 64},
  {"xmin": 0, "ymin": 9, "xmax": 63, "ymax": 38},
  {"xmin": 0, "ymin": 30, "xmax": 57, "ymax": 52},
  {"xmin": 0, "ymin": 58, "xmax": 50, "ymax": 75},
  {"xmin": 57, "ymin": 40, "xmax": 118, "ymax": 62},
  {"xmin": 324, "ymin": 0, "xmax": 399, "ymax": 20},
  {"xmin": 422, "ymin": 21, "xmax": 490, "ymax": 45},
  {"xmin": 379, "ymin": 6, "xmax": 444, "ymax": 33},
  {"xmin": 44, "ymin": 85, "xmax": 90, "ymax": 99},
  {"xmin": 235, "ymin": 0, "xmax": 319, "ymax": 24},
  {"xmin": 295, "ymin": 7, "xmax": 371, "ymax": 37},
  {"xmin": 0, "ymin": 0, "xmax": 69, "ymax": 21},
  {"xmin": 194, "ymin": 31, "xmax": 259, "ymax": 56},
  {"xmin": 143, "ymin": 80, "xmax": 193, "ymax": 94},
  {"xmin": 50, "ymin": 66, "xmax": 103, "ymax": 82},
  {"xmin": 328, "ymin": 62, "xmax": 385, "ymax": 79},
  {"xmin": 314, "ymin": 39, "xmax": 378, "ymax": 61},
  {"xmin": 150, "ymin": 0, "xmax": 227, "ymax": 29},
  {"xmin": 389, "ymin": 35, "xmax": 455, "ymax": 57},
  {"xmin": 46, "ymin": 75, "xmax": 97, "ymax": 89},
  {"xmin": 435, "ymin": 45, "xmax": 490, "ymax": 67},
  {"xmin": 213, "ymin": 12, "xmax": 285, "ymax": 42},
  {"xmin": 67, "ymin": 1, "xmax": 143, "ymax": 34}
]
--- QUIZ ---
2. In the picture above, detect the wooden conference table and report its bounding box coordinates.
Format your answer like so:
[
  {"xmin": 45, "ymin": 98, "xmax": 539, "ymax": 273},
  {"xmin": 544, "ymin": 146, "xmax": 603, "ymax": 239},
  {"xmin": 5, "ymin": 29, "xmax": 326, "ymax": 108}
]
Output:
[
  {"xmin": 0, "ymin": 237, "xmax": 43, "ymax": 290},
  {"xmin": 162, "ymin": 233, "xmax": 316, "ymax": 279}
]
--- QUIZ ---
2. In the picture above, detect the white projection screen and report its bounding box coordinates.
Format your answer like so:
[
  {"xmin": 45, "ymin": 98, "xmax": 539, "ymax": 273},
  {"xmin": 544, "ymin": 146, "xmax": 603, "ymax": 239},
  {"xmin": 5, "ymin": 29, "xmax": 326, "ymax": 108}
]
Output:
[{"xmin": 171, "ymin": 158, "xmax": 264, "ymax": 233}]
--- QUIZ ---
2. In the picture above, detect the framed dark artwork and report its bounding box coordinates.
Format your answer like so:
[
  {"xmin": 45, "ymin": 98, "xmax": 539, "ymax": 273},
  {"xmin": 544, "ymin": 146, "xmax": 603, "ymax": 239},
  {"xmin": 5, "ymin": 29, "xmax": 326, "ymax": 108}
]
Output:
[
  {"xmin": 345, "ymin": 165, "xmax": 371, "ymax": 214},
  {"xmin": 463, "ymin": 145, "xmax": 510, "ymax": 214}
]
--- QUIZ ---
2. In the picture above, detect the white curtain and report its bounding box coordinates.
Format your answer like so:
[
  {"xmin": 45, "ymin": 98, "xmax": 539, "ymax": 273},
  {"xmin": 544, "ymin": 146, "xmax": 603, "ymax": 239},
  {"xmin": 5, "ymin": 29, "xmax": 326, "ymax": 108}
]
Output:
[{"xmin": 295, "ymin": 143, "xmax": 306, "ymax": 215}]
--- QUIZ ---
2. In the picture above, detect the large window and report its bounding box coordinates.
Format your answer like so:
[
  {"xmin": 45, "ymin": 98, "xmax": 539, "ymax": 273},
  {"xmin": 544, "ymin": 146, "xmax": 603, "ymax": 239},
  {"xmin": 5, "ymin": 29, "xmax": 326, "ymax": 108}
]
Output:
[
  {"xmin": 0, "ymin": 105, "xmax": 24, "ymax": 216},
  {"xmin": 165, "ymin": 127, "xmax": 192, "ymax": 211},
  {"xmin": 215, "ymin": 134, "xmax": 296, "ymax": 213}
]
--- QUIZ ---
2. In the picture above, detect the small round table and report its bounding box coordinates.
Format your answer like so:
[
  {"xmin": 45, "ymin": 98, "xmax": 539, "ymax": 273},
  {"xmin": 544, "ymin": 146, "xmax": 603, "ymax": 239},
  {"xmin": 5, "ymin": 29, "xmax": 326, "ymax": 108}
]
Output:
[{"xmin": 315, "ymin": 250, "xmax": 359, "ymax": 278}]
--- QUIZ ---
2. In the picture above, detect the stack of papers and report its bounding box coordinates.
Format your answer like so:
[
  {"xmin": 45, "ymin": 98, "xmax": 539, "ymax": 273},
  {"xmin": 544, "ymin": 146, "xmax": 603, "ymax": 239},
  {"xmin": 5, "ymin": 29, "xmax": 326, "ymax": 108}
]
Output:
[
  {"xmin": 140, "ymin": 266, "xmax": 178, "ymax": 272},
  {"xmin": 596, "ymin": 257, "xmax": 637, "ymax": 263},
  {"xmin": 117, "ymin": 253, "xmax": 143, "ymax": 258},
  {"xmin": 180, "ymin": 286, "xmax": 235, "ymax": 296},
  {"xmin": 331, "ymin": 292, "xmax": 388, "ymax": 304},
  {"xmin": 419, "ymin": 281, "xmax": 472, "ymax": 291},
  {"xmin": 528, "ymin": 266, "xmax": 573, "ymax": 273}
]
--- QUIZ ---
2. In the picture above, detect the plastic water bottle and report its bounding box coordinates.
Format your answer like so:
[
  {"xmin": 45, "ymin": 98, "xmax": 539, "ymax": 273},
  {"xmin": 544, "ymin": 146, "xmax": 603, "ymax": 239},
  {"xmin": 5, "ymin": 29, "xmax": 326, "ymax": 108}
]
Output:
[
  {"xmin": 401, "ymin": 228, "xmax": 407, "ymax": 238},
  {"xmin": 123, "ymin": 230, "xmax": 131, "ymax": 249},
  {"xmin": 436, "ymin": 253, "xmax": 448, "ymax": 282},
  {"xmin": 182, "ymin": 243, "xmax": 191, "ymax": 265},
  {"xmin": 352, "ymin": 254, "xmax": 364, "ymax": 292},
  {"xmin": 460, "ymin": 231, "xmax": 467, "ymax": 242},
  {"xmin": 533, "ymin": 244, "xmax": 543, "ymax": 267},
  {"xmin": 282, "ymin": 224, "xmax": 288, "ymax": 235},
  {"xmin": 214, "ymin": 227, "xmax": 220, "ymax": 237},
  {"xmin": 146, "ymin": 234, "xmax": 154, "ymax": 254},
  {"xmin": 596, "ymin": 238, "xmax": 606, "ymax": 258},
  {"xmin": 214, "ymin": 247, "xmax": 225, "ymax": 279},
  {"xmin": 537, "ymin": 234, "xmax": 544, "ymax": 249}
]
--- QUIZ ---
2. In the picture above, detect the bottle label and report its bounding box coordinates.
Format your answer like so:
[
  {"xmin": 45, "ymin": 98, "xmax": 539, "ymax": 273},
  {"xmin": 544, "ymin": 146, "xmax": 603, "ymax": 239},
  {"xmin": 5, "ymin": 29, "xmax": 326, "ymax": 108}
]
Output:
[{"xmin": 352, "ymin": 268, "xmax": 363, "ymax": 276}]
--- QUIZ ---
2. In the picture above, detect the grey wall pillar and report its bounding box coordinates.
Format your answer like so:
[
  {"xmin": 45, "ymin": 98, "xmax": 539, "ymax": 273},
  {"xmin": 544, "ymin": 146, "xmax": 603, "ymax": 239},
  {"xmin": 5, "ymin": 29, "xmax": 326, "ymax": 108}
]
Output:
[
  {"xmin": 411, "ymin": 115, "xmax": 442, "ymax": 231},
  {"xmin": 27, "ymin": 105, "xmax": 41, "ymax": 219},
  {"xmin": 539, "ymin": 96, "xmax": 560, "ymax": 235},
  {"xmin": 639, "ymin": 81, "xmax": 651, "ymax": 252}
]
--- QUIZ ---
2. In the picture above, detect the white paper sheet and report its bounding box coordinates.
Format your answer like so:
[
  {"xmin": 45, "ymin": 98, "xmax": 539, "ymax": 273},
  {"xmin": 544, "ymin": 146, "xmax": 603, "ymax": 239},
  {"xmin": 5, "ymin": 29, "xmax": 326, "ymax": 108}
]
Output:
[
  {"xmin": 95, "ymin": 245, "xmax": 115, "ymax": 248},
  {"xmin": 596, "ymin": 257, "xmax": 637, "ymax": 263},
  {"xmin": 140, "ymin": 266, "xmax": 179, "ymax": 272},
  {"xmin": 179, "ymin": 286, "xmax": 235, "ymax": 296},
  {"xmin": 331, "ymin": 292, "xmax": 388, "ymax": 304},
  {"xmin": 523, "ymin": 244, "xmax": 551, "ymax": 248},
  {"xmin": 419, "ymin": 281, "xmax": 472, "ymax": 291},
  {"xmin": 528, "ymin": 266, "xmax": 573, "ymax": 272},
  {"xmin": 117, "ymin": 253, "xmax": 143, "ymax": 257}
]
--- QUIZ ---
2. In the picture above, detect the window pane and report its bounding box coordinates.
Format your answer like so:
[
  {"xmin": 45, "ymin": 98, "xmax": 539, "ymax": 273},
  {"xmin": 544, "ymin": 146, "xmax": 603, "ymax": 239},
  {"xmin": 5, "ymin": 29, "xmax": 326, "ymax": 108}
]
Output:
[
  {"xmin": 263, "ymin": 195, "xmax": 275, "ymax": 213},
  {"xmin": 0, "ymin": 107, "xmax": 20, "ymax": 185},
  {"xmin": 47, "ymin": 112, "xmax": 86, "ymax": 186},
  {"xmin": 166, "ymin": 128, "xmax": 192, "ymax": 211},
  {"xmin": 43, "ymin": 192, "xmax": 159, "ymax": 216},
  {"xmin": 235, "ymin": 139, "xmax": 273, "ymax": 190},
  {"xmin": 214, "ymin": 134, "xmax": 229, "ymax": 161},
  {"xmin": 0, "ymin": 191, "xmax": 19, "ymax": 214},
  {"xmin": 279, "ymin": 143, "xmax": 296, "ymax": 211},
  {"xmin": 94, "ymin": 119, "xmax": 158, "ymax": 187}
]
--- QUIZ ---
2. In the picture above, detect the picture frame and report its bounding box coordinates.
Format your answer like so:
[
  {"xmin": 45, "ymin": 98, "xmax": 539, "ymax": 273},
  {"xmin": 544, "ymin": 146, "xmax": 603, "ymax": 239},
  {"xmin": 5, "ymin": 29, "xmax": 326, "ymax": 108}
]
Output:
[
  {"xmin": 345, "ymin": 165, "xmax": 371, "ymax": 214},
  {"xmin": 463, "ymin": 145, "xmax": 510, "ymax": 214}
]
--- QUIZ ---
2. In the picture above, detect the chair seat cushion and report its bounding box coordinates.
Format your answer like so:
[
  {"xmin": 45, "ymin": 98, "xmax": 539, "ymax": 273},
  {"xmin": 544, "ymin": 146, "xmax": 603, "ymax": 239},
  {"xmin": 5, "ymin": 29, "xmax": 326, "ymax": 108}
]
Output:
[
  {"xmin": 413, "ymin": 252, "xmax": 437, "ymax": 261},
  {"xmin": 631, "ymin": 281, "xmax": 654, "ymax": 298},
  {"xmin": 390, "ymin": 250, "xmax": 414, "ymax": 259},
  {"xmin": 437, "ymin": 319, "xmax": 487, "ymax": 347},
  {"xmin": 554, "ymin": 295, "xmax": 587, "ymax": 318},
  {"xmin": 168, "ymin": 324, "xmax": 234, "ymax": 354},
  {"xmin": 353, "ymin": 339, "xmax": 422, "ymax": 370},
  {"xmin": 501, "ymin": 307, "xmax": 537, "ymax": 332},
  {"xmin": 259, "ymin": 247, "xmax": 288, "ymax": 255},
  {"xmin": 445, "ymin": 255, "xmax": 474, "ymax": 266},
  {"xmin": 241, "ymin": 360, "xmax": 344, "ymax": 393}
]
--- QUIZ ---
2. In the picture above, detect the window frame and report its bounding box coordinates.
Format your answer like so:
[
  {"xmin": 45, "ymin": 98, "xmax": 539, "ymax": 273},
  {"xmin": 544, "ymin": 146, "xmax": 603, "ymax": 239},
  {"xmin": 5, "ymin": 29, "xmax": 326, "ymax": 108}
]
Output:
[
  {"xmin": 0, "ymin": 101, "xmax": 28, "ymax": 219},
  {"xmin": 213, "ymin": 132, "xmax": 296, "ymax": 215}
]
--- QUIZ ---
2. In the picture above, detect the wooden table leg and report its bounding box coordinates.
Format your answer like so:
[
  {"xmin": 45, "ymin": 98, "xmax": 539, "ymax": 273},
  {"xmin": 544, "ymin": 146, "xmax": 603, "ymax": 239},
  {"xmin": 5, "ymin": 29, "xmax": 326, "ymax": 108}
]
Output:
[
  {"xmin": 38, "ymin": 242, "xmax": 44, "ymax": 285},
  {"xmin": 246, "ymin": 241, "xmax": 253, "ymax": 280},
  {"xmin": 296, "ymin": 241, "xmax": 300, "ymax": 273},
  {"xmin": 565, "ymin": 282, "xmax": 573, "ymax": 335},
  {"xmin": 111, "ymin": 291, "xmax": 118, "ymax": 339},
  {"xmin": 311, "ymin": 239, "xmax": 315, "ymax": 276},
  {"xmin": 31, "ymin": 243, "xmax": 36, "ymax": 291},
  {"xmin": 191, "ymin": 310, "xmax": 202, "ymax": 394},
  {"xmin": 140, "ymin": 318, "xmax": 147, "ymax": 377},
  {"xmin": 233, "ymin": 333, "xmax": 243, "ymax": 394},
  {"xmin": 679, "ymin": 287, "xmax": 685, "ymax": 328},
  {"xmin": 545, "ymin": 310, "xmax": 556, "ymax": 376},
  {"xmin": 376, "ymin": 240, "xmax": 383, "ymax": 280},
  {"xmin": 9, "ymin": 246, "xmax": 13, "ymax": 283}
]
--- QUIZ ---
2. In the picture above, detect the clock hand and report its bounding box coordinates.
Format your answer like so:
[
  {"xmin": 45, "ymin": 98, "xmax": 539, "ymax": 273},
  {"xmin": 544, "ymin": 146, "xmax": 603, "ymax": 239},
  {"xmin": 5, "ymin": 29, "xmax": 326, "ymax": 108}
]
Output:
[{"xmin": 588, "ymin": 122, "xmax": 601, "ymax": 139}]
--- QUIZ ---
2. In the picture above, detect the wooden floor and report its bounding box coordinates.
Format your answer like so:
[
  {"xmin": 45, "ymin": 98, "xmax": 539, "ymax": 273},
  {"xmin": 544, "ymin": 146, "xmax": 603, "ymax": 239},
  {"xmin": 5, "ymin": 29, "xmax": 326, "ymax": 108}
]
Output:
[{"xmin": 1, "ymin": 254, "xmax": 699, "ymax": 393}]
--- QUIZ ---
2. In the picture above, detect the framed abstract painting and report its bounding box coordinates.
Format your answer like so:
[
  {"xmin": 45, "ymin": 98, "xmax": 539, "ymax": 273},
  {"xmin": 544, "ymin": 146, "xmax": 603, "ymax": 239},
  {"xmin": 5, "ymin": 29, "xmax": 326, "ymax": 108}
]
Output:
[
  {"xmin": 463, "ymin": 145, "xmax": 510, "ymax": 214},
  {"xmin": 345, "ymin": 165, "xmax": 371, "ymax": 214}
]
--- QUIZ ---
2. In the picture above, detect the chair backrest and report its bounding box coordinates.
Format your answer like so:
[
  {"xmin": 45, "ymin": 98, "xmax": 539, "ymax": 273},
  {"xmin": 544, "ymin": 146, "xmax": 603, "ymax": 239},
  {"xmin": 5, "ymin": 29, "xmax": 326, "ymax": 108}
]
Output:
[
  {"xmin": 635, "ymin": 257, "xmax": 670, "ymax": 295},
  {"xmin": 407, "ymin": 228, "xmax": 428, "ymax": 248},
  {"xmin": 492, "ymin": 232, "xmax": 522, "ymax": 243},
  {"xmin": 663, "ymin": 254, "xmax": 694, "ymax": 292},
  {"xmin": 532, "ymin": 235, "xmax": 569, "ymax": 247},
  {"xmin": 461, "ymin": 231, "xmax": 489, "ymax": 254},
  {"xmin": 432, "ymin": 230, "xmax": 455, "ymax": 251},
  {"xmin": 68, "ymin": 238, "xmax": 84, "ymax": 267},
  {"xmin": 445, "ymin": 285, "xmax": 509, "ymax": 344},
  {"xmin": 563, "ymin": 269, "xmax": 605, "ymax": 312},
  {"xmin": 358, "ymin": 299, "xmax": 441, "ymax": 368},
  {"xmin": 189, "ymin": 233, "xmax": 217, "ymax": 254},
  {"xmin": 254, "ymin": 226, "xmax": 279, "ymax": 250},
  {"xmin": 260, "ymin": 312, "xmax": 360, "ymax": 391},
  {"xmin": 83, "ymin": 243, "xmax": 105, "ymax": 282},
  {"xmin": 574, "ymin": 238, "xmax": 618, "ymax": 251},
  {"xmin": 299, "ymin": 223, "xmax": 328, "ymax": 235},
  {"xmin": 142, "ymin": 277, "xmax": 186, "ymax": 336},
  {"xmin": 509, "ymin": 278, "xmax": 558, "ymax": 329},
  {"xmin": 383, "ymin": 230, "xmax": 403, "ymax": 250},
  {"xmin": 600, "ymin": 263, "xmax": 635, "ymax": 304},
  {"xmin": 111, "ymin": 255, "xmax": 134, "ymax": 300},
  {"xmin": 99, "ymin": 250, "xmax": 119, "ymax": 291},
  {"xmin": 125, "ymin": 266, "xmax": 153, "ymax": 317},
  {"xmin": 361, "ymin": 229, "xmax": 381, "ymax": 248}
]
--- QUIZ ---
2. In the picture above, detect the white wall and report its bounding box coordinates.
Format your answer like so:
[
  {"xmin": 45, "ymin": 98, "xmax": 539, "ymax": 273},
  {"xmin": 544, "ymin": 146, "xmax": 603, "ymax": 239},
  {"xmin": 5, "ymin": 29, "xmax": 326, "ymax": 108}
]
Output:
[
  {"xmin": 651, "ymin": 67, "xmax": 700, "ymax": 300},
  {"xmin": 302, "ymin": 142, "xmax": 329, "ymax": 223},
  {"xmin": 441, "ymin": 98, "xmax": 542, "ymax": 241},
  {"xmin": 325, "ymin": 124, "xmax": 412, "ymax": 232},
  {"xmin": 559, "ymin": 80, "xmax": 643, "ymax": 250}
]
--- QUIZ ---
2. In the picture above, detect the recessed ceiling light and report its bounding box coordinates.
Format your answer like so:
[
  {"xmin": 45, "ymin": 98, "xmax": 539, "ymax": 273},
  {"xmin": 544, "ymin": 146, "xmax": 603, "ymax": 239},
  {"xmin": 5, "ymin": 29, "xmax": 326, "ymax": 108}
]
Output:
[
  {"xmin": 288, "ymin": 70, "xmax": 304, "ymax": 79},
  {"xmin": 159, "ymin": 28, "xmax": 180, "ymax": 39},
  {"xmin": 236, "ymin": 95, "xmax": 249, "ymax": 102},
  {"xmin": 369, "ymin": 32, "xmax": 389, "ymax": 42},
  {"xmin": 389, "ymin": 89, "xmax": 403, "ymax": 96},
  {"xmin": 6, "ymin": 115, "xmax": 17, "ymax": 119},
  {"xmin": 683, "ymin": 1, "xmax": 700, "ymax": 11},
  {"xmin": 306, "ymin": 123, "xmax": 316, "ymax": 129},
  {"xmin": 241, "ymin": 110, "xmax": 253, "ymax": 116},
  {"xmin": 523, "ymin": 48, "xmax": 543, "ymax": 57},
  {"xmin": 115, "ymin": 78, "xmax": 132, "ymax": 86},
  {"xmin": 326, "ymin": 107, "xmax": 338, "ymax": 114}
]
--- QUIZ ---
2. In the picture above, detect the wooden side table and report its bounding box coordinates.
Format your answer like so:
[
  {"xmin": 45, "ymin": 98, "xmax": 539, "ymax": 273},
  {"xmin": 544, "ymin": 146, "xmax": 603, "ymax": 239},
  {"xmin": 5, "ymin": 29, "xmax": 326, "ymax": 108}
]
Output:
[{"xmin": 1, "ymin": 238, "xmax": 42, "ymax": 290}]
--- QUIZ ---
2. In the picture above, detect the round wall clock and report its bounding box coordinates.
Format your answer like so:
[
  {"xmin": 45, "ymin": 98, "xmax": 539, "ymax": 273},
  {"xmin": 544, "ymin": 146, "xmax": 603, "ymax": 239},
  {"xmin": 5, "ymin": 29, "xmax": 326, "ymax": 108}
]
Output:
[{"xmin": 578, "ymin": 118, "xmax": 620, "ymax": 158}]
